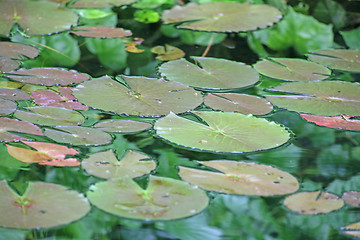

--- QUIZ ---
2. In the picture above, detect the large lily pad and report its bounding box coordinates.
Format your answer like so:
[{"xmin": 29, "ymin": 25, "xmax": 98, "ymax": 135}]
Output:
[
  {"xmin": 87, "ymin": 175, "xmax": 209, "ymax": 220},
  {"xmin": 0, "ymin": 99, "xmax": 17, "ymax": 116},
  {"xmin": 162, "ymin": 2, "xmax": 282, "ymax": 32},
  {"xmin": 264, "ymin": 81, "xmax": 360, "ymax": 116},
  {"xmin": 0, "ymin": 88, "xmax": 30, "ymax": 100},
  {"xmin": 71, "ymin": 26, "xmax": 132, "ymax": 38},
  {"xmin": 300, "ymin": 114, "xmax": 360, "ymax": 131},
  {"xmin": 70, "ymin": 0, "xmax": 136, "ymax": 8},
  {"xmin": 0, "ymin": 42, "xmax": 39, "ymax": 60},
  {"xmin": 154, "ymin": 111, "xmax": 291, "ymax": 153},
  {"xmin": 0, "ymin": 118, "xmax": 43, "ymax": 142},
  {"xmin": 253, "ymin": 58, "xmax": 331, "ymax": 81},
  {"xmin": 0, "ymin": 0, "xmax": 78, "ymax": 36},
  {"xmin": 73, "ymin": 76, "xmax": 202, "ymax": 117},
  {"xmin": 179, "ymin": 161, "xmax": 299, "ymax": 196},
  {"xmin": 82, "ymin": 150, "xmax": 156, "ymax": 179},
  {"xmin": 0, "ymin": 181, "xmax": 90, "ymax": 229},
  {"xmin": 159, "ymin": 57, "xmax": 259, "ymax": 90},
  {"xmin": 0, "ymin": 57, "xmax": 19, "ymax": 72},
  {"xmin": 94, "ymin": 120, "xmax": 152, "ymax": 133}
]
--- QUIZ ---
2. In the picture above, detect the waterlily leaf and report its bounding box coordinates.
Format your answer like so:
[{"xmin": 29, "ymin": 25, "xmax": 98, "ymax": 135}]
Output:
[
  {"xmin": 73, "ymin": 76, "xmax": 202, "ymax": 117},
  {"xmin": 159, "ymin": 57, "xmax": 259, "ymax": 90},
  {"xmin": 342, "ymin": 191, "xmax": 360, "ymax": 207},
  {"xmin": 87, "ymin": 175, "xmax": 209, "ymax": 220},
  {"xmin": 179, "ymin": 161, "xmax": 299, "ymax": 196},
  {"xmin": 0, "ymin": 57, "xmax": 19, "ymax": 72},
  {"xmin": 300, "ymin": 114, "xmax": 360, "ymax": 131},
  {"xmin": 0, "ymin": 0, "xmax": 78, "ymax": 36},
  {"xmin": 342, "ymin": 222, "xmax": 360, "ymax": 238},
  {"xmin": 0, "ymin": 88, "xmax": 30, "ymax": 100},
  {"xmin": 71, "ymin": 26, "xmax": 132, "ymax": 38},
  {"xmin": 154, "ymin": 111, "xmax": 291, "ymax": 153},
  {"xmin": 94, "ymin": 120, "xmax": 152, "ymax": 133},
  {"xmin": 283, "ymin": 191, "xmax": 344, "ymax": 215},
  {"xmin": 308, "ymin": 49, "xmax": 360, "ymax": 73},
  {"xmin": 14, "ymin": 106, "xmax": 85, "ymax": 126},
  {"xmin": 253, "ymin": 58, "xmax": 331, "ymax": 81},
  {"xmin": 0, "ymin": 42, "xmax": 39, "ymax": 60},
  {"xmin": 204, "ymin": 93, "xmax": 273, "ymax": 115},
  {"xmin": 125, "ymin": 40, "xmax": 145, "ymax": 53},
  {"xmin": 151, "ymin": 45, "xmax": 185, "ymax": 61},
  {"xmin": 5, "ymin": 68, "xmax": 90, "ymax": 86},
  {"xmin": 264, "ymin": 81, "xmax": 360, "ymax": 116},
  {"xmin": 0, "ymin": 118, "xmax": 43, "ymax": 142},
  {"xmin": 0, "ymin": 181, "xmax": 90, "ymax": 229},
  {"xmin": 82, "ymin": 150, "xmax": 156, "ymax": 179},
  {"xmin": 0, "ymin": 99, "xmax": 17, "ymax": 116},
  {"xmin": 44, "ymin": 126, "xmax": 112, "ymax": 146},
  {"xmin": 162, "ymin": 2, "xmax": 282, "ymax": 32},
  {"xmin": 70, "ymin": 0, "xmax": 136, "ymax": 8}
]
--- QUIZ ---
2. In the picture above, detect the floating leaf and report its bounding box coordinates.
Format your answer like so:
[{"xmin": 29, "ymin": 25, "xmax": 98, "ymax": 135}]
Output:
[
  {"xmin": 70, "ymin": 0, "xmax": 136, "ymax": 8},
  {"xmin": 253, "ymin": 58, "xmax": 331, "ymax": 81},
  {"xmin": 73, "ymin": 76, "xmax": 202, "ymax": 117},
  {"xmin": 159, "ymin": 57, "xmax": 259, "ymax": 90},
  {"xmin": 162, "ymin": 2, "xmax": 282, "ymax": 32},
  {"xmin": 300, "ymin": 114, "xmax": 360, "ymax": 131},
  {"xmin": 264, "ymin": 81, "xmax": 360, "ymax": 116},
  {"xmin": 125, "ymin": 40, "xmax": 144, "ymax": 53},
  {"xmin": 0, "ymin": 0, "xmax": 78, "ymax": 36},
  {"xmin": 0, "ymin": 42, "xmax": 39, "ymax": 60},
  {"xmin": 342, "ymin": 191, "xmax": 360, "ymax": 207},
  {"xmin": 71, "ymin": 26, "xmax": 132, "ymax": 38},
  {"xmin": 0, "ymin": 88, "xmax": 30, "ymax": 100},
  {"xmin": 94, "ymin": 120, "xmax": 152, "ymax": 133},
  {"xmin": 283, "ymin": 191, "xmax": 344, "ymax": 215},
  {"xmin": 342, "ymin": 222, "xmax": 360, "ymax": 238},
  {"xmin": 0, "ymin": 181, "xmax": 90, "ymax": 229},
  {"xmin": 0, "ymin": 57, "xmax": 19, "ymax": 72},
  {"xmin": 204, "ymin": 93, "xmax": 273, "ymax": 115},
  {"xmin": 0, "ymin": 99, "xmax": 17, "ymax": 116},
  {"xmin": 151, "ymin": 45, "xmax": 185, "ymax": 61},
  {"xmin": 154, "ymin": 111, "xmax": 291, "ymax": 153},
  {"xmin": 308, "ymin": 49, "xmax": 360, "ymax": 73},
  {"xmin": 87, "ymin": 175, "xmax": 209, "ymax": 220},
  {"xmin": 179, "ymin": 161, "xmax": 299, "ymax": 196},
  {"xmin": 0, "ymin": 118, "xmax": 43, "ymax": 142},
  {"xmin": 82, "ymin": 150, "xmax": 156, "ymax": 179}
]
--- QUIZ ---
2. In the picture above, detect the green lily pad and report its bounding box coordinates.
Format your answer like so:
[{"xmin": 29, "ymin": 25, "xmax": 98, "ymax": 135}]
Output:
[
  {"xmin": 94, "ymin": 120, "xmax": 152, "ymax": 133},
  {"xmin": 70, "ymin": 0, "xmax": 136, "ymax": 8},
  {"xmin": 154, "ymin": 111, "xmax": 291, "ymax": 153},
  {"xmin": 5, "ymin": 68, "xmax": 90, "ymax": 86},
  {"xmin": 342, "ymin": 222, "xmax": 360, "ymax": 238},
  {"xmin": 0, "ymin": 99, "xmax": 17, "ymax": 116},
  {"xmin": 283, "ymin": 191, "xmax": 344, "ymax": 215},
  {"xmin": 204, "ymin": 93, "xmax": 273, "ymax": 115},
  {"xmin": 73, "ymin": 76, "xmax": 202, "ymax": 117},
  {"xmin": 179, "ymin": 161, "xmax": 299, "ymax": 196},
  {"xmin": 0, "ymin": 42, "xmax": 39, "ymax": 60},
  {"xmin": 0, "ymin": 88, "xmax": 30, "ymax": 100},
  {"xmin": 44, "ymin": 126, "xmax": 112, "ymax": 146},
  {"xmin": 253, "ymin": 58, "xmax": 331, "ymax": 81},
  {"xmin": 0, "ymin": 181, "xmax": 90, "ymax": 229},
  {"xmin": 308, "ymin": 49, "xmax": 360, "ymax": 73},
  {"xmin": 14, "ymin": 106, "xmax": 85, "ymax": 126},
  {"xmin": 87, "ymin": 175, "xmax": 209, "ymax": 220},
  {"xmin": 0, "ymin": 57, "xmax": 19, "ymax": 72},
  {"xmin": 264, "ymin": 81, "xmax": 360, "ymax": 116},
  {"xmin": 342, "ymin": 191, "xmax": 360, "ymax": 207},
  {"xmin": 0, "ymin": 117, "xmax": 43, "ymax": 142},
  {"xmin": 82, "ymin": 150, "xmax": 156, "ymax": 179},
  {"xmin": 71, "ymin": 26, "xmax": 132, "ymax": 38},
  {"xmin": 159, "ymin": 57, "xmax": 259, "ymax": 90},
  {"xmin": 300, "ymin": 114, "xmax": 360, "ymax": 131},
  {"xmin": 0, "ymin": 0, "xmax": 78, "ymax": 36},
  {"xmin": 162, "ymin": 2, "xmax": 282, "ymax": 32}
]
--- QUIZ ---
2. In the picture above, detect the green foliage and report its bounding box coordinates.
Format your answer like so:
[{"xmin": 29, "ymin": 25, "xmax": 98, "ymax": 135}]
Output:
[{"xmin": 340, "ymin": 26, "xmax": 360, "ymax": 49}]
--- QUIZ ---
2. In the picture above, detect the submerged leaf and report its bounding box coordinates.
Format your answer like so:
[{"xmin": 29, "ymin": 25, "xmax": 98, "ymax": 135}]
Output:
[
  {"xmin": 71, "ymin": 26, "xmax": 132, "ymax": 38},
  {"xmin": 0, "ymin": 42, "xmax": 39, "ymax": 60},
  {"xmin": 0, "ymin": 118, "xmax": 43, "ymax": 142},
  {"xmin": 151, "ymin": 45, "xmax": 185, "ymax": 61},
  {"xmin": 300, "ymin": 114, "xmax": 360, "ymax": 131},
  {"xmin": 94, "ymin": 120, "xmax": 152, "ymax": 133}
]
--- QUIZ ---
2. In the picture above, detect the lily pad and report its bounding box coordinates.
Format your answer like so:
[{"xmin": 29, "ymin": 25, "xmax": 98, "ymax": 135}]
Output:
[
  {"xmin": 94, "ymin": 120, "xmax": 152, "ymax": 133},
  {"xmin": 0, "ymin": 118, "xmax": 43, "ymax": 142},
  {"xmin": 70, "ymin": 0, "xmax": 136, "ymax": 8},
  {"xmin": 253, "ymin": 58, "xmax": 331, "ymax": 81},
  {"xmin": 179, "ymin": 161, "xmax": 299, "ymax": 196},
  {"xmin": 283, "ymin": 191, "xmax": 344, "ymax": 215},
  {"xmin": 0, "ymin": 88, "xmax": 30, "ymax": 100},
  {"xmin": 300, "ymin": 114, "xmax": 360, "ymax": 131},
  {"xmin": 5, "ymin": 68, "xmax": 90, "ymax": 86},
  {"xmin": 0, "ymin": 42, "xmax": 39, "ymax": 60},
  {"xmin": 0, "ymin": 0, "xmax": 78, "ymax": 36},
  {"xmin": 342, "ymin": 191, "xmax": 360, "ymax": 207},
  {"xmin": 14, "ymin": 106, "xmax": 85, "ymax": 126},
  {"xmin": 71, "ymin": 26, "xmax": 132, "ymax": 38},
  {"xmin": 0, "ymin": 99, "xmax": 17, "ymax": 116},
  {"xmin": 159, "ymin": 57, "xmax": 259, "ymax": 90},
  {"xmin": 308, "ymin": 49, "xmax": 360, "ymax": 73},
  {"xmin": 204, "ymin": 93, "xmax": 273, "ymax": 115},
  {"xmin": 0, "ymin": 181, "xmax": 90, "ymax": 229},
  {"xmin": 73, "ymin": 76, "xmax": 202, "ymax": 117},
  {"xmin": 154, "ymin": 111, "xmax": 291, "ymax": 153},
  {"xmin": 151, "ymin": 45, "xmax": 185, "ymax": 61},
  {"xmin": 82, "ymin": 150, "xmax": 156, "ymax": 179},
  {"xmin": 162, "ymin": 2, "xmax": 282, "ymax": 32},
  {"xmin": 44, "ymin": 126, "xmax": 112, "ymax": 146},
  {"xmin": 87, "ymin": 175, "xmax": 209, "ymax": 220},
  {"xmin": 342, "ymin": 222, "xmax": 360, "ymax": 238},
  {"xmin": 0, "ymin": 57, "xmax": 19, "ymax": 72},
  {"xmin": 264, "ymin": 81, "xmax": 360, "ymax": 116}
]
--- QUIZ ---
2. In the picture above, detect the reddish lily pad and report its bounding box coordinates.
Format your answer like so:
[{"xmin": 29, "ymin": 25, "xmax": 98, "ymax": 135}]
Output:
[
  {"xmin": 5, "ymin": 68, "xmax": 90, "ymax": 86},
  {"xmin": 0, "ymin": 0, "xmax": 78, "ymax": 36},
  {"xmin": 342, "ymin": 222, "xmax": 360, "ymax": 238},
  {"xmin": 94, "ymin": 120, "xmax": 152, "ymax": 133},
  {"xmin": 151, "ymin": 45, "xmax": 185, "ymax": 61},
  {"xmin": 0, "ymin": 181, "xmax": 90, "ymax": 229},
  {"xmin": 300, "ymin": 114, "xmax": 360, "ymax": 131},
  {"xmin": 342, "ymin": 191, "xmax": 360, "ymax": 207},
  {"xmin": 0, "ymin": 99, "xmax": 17, "ymax": 116},
  {"xmin": 0, "ymin": 118, "xmax": 43, "ymax": 142},
  {"xmin": 82, "ymin": 150, "xmax": 156, "ymax": 179},
  {"xmin": 87, "ymin": 175, "xmax": 209, "ymax": 220},
  {"xmin": 0, "ymin": 88, "xmax": 30, "ymax": 100},
  {"xmin": 0, "ymin": 57, "xmax": 19, "ymax": 72},
  {"xmin": 283, "ymin": 191, "xmax": 344, "ymax": 215},
  {"xmin": 204, "ymin": 93, "xmax": 273, "ymax": 115},
  {"xmin": 162, "ymin": 2, "xmax": 282, "ymax": 32},
  {"xmin": 70, "ymin": 0, "xmax": 136, "ymax": 8},
  {"xmin": 0, "ymin": 42, "xmax": 39, "ymax": 60},
  {"xmin": 71, "ymin": 26, "xmax": 132, "ymax": 38},
  {"xmin": 179, "ymin": 161, "xmax": 299, "ymax": 196}
]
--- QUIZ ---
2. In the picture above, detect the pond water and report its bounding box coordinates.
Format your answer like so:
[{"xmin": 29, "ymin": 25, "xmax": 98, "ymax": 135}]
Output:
[{"xmin": 0, "ymin": 0, "xmax": 360, "ymax": 240}]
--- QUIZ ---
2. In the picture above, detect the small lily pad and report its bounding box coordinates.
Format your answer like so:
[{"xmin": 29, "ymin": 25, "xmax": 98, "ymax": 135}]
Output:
[
  {"xmin": 300, "ymin": 114, "xmax": 360, "ymax": 131},
  {"xmin": 342, "ymin": 191, "xmax": 360, "ymax": 207},
  {"xmin": 151, "ymin": 45, "xmax": 185, "ymax": 61},
  {"xmin": 82, "ymin": 150, "xmax": 156, "ymax": 179},
  {"xmin": 0, "ymin": 42, "xmax": 39, "ymax": 60},
  {"xmin": 283, "ymin": 191, "xmax": 344, "ymax": 215},
  {"xmin": 342, "ymin": 222, "xmax": 360, "ymax": 238},
  {"xmin": 179, "ymin": 161, "xmax": 299, "ymax": 196},
  {"xmin": 0, "ymin": 99, "xmax": 17, "ymax": 116},
  {"xmin": 0, "ymin": 57, "xmax": 19, "ymax": 72},
  {"xmin": 0, "ymin": 181, "xmax": 90, "ymax": 229},
  {"xmin": 0, "ymin": 118, "xmax": 43, "ymax": 142},
  {"xmin": 71, "ymin": 26, "xmax": 132, "ymax": 38},
  {"xmin": 87, "ymin": 175, "xmax": 209, "ymax": 220},
  {"xmin": 70, "ymin": 0, "xmax": 136, "ymax": 8},
  {"xmin": 0, "ymin": 88, "xmax": 30, "ymax": 100},
  {"xmin": 94, "ymin": 120, "xmax": 152, "ymax": 133},
  {"xmin": 159, "ymin": 57, "xmax": 259, "ymax": 90}
]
